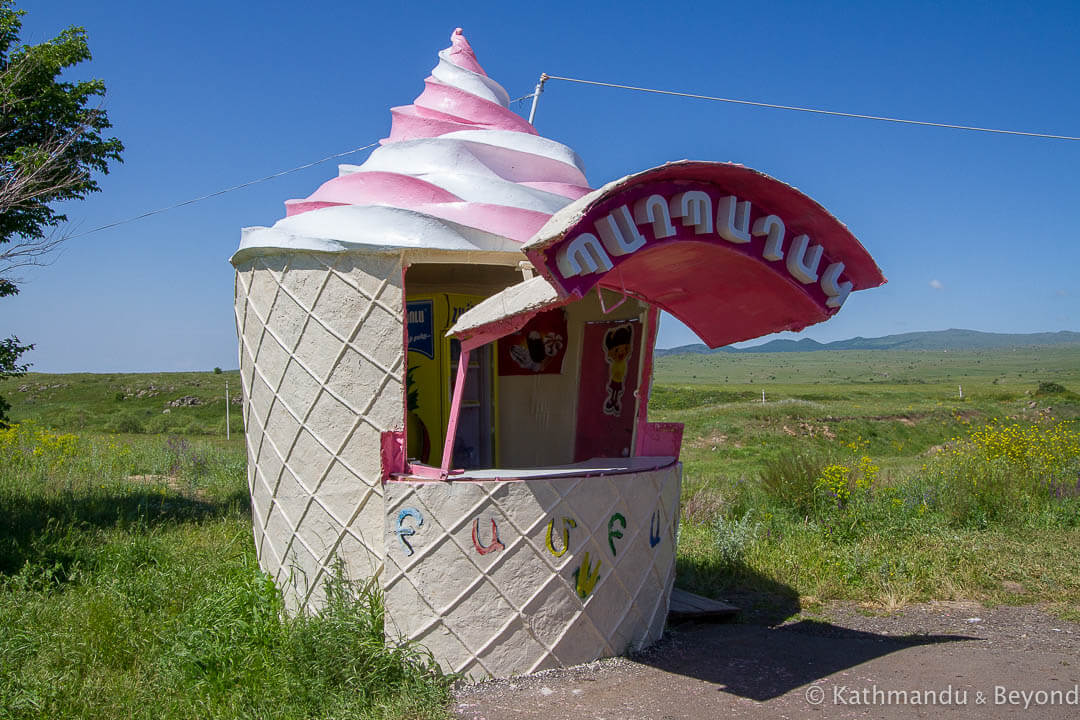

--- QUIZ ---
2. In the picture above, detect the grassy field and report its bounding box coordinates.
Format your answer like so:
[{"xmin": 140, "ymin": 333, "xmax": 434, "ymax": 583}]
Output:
[
  {"xmin": 1, "ymin": 347, "xmax": 1078, "ymax": 717},
  {"xmin": 7, "ymin": 370, "xmax": 246, "ymax": 436},
  {"xmin": 0, "ymin": 386, "xmax": 452, "ymax": 719},
  {"xmin": 653, "ymin": 346, "xmax": 1080, "ymax": 621}
]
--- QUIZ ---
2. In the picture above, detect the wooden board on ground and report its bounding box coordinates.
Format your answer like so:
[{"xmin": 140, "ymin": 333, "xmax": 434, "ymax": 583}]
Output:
[{"xmin": 668, "ymin": 588, "xmax": 738, "ymax": 621}]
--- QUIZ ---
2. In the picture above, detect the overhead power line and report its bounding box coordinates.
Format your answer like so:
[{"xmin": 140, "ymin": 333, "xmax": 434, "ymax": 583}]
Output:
[
  {"xmin": 64, "ymin": 73, "xmax": 1076, "ymax": 241},
  {"xmin": 66, "ymin": 142, "xmax": 380, "ymax": 240},
  {"xmin": 541, "ymin": 74, "xmax": 1080, "ymax": 142}
]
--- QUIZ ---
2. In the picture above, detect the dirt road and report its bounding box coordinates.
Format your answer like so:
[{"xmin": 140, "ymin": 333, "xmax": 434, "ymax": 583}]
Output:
[{"xmin": 454, "ymin": 602, "xmax": 1079, "ymax": 719}]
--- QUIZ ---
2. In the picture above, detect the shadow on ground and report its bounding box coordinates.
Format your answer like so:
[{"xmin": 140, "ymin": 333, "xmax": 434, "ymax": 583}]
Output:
[
  {"xmin": 674, "ymin": 555, "xmax": 803, "ymax": 625},
  {"xmin": 640, "ymin": 617, "xmax": 975, "ymax": 701},
  {"xmin": 0, "ymin": 486, "xmax": 249, "ymax": 579},
  {"xmin": 651, "ymin": 560, "xmax": 975, "ymax": 701}
]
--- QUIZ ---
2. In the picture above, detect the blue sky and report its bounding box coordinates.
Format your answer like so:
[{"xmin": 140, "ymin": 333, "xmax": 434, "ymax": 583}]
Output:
[{"xmin": 6, "ymin": 0, "xmax": 1078, "ymax": 372}]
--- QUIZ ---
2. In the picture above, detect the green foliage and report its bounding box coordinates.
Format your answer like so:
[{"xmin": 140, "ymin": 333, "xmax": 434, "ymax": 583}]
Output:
[
  {"xmin": 2, "ymin": 371, "xmax": 244, "ymax": 437},
  {"xmin": 758, "ymin": 450, "xmax": 826, "ymax": 516},
  {"xmin": 103, "ymin": 410, "xmax": 145, "ymax": 434},
  {"xmin": 658, "ymin": 347, "xmax": 1080, "ymax": 617},
  {"xmin": 0, "ymin": 1, "xmax": 123, "ymax": 424},
  {"xmin": 922, "ymin": 421, "xmax": 1080, "ymax": 529},
  {"xmin": 648, "ymin": 384, "xmax": 756, "ymax": 411},
  {"xmin": 0, "ymin": 0, "xmax": 124, "ymax": 244},
  {"xmin": 1036, "ymin": 381, "xmax": 1069, "ymax": 396},
  {"xmin": 0, "ymin": 426, "xmax": 452, "ymax": 719},
  {"xmin": 711, "ymin": 511, "xmax": 761, "ymax": 568},
  {"xmin": 0, "ymin": 280, "xmax": 30, "ymax": 425},
  {"xmin": 676, "ymin": 416, "xmax": 1080, "ymax": 617}
]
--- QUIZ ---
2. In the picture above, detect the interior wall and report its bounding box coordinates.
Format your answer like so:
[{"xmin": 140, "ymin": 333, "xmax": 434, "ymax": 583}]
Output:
[
  {"xmin": 404, "ymin": 263, "xmax": 524, "ymax": 297},
  {"xmin": 404, "ymin": 262, "xmax": 526, "ymax": 465},
  {"xmin": 497, "ymin": 289, "xmax": 648, "ymax": 468}
]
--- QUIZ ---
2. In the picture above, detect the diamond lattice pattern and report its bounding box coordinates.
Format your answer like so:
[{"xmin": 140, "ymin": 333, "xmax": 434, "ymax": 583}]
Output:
[
  {"xmin": 234, "ymin": 252, "xmax": 404, "ymax": 612},
  {"xmin": 383, "ymin": 465, "xmax": 681, "ymax": 679}
]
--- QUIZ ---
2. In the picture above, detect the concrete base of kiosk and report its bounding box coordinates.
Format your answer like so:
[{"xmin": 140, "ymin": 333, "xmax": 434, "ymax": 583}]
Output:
[{"xmin": 383, "ymin": 460, "xmax": 681, "ymax": 679}]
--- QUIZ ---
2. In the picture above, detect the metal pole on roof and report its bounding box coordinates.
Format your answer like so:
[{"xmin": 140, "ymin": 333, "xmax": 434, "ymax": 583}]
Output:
[{"xmin": 528, "ymin": 73, "xmax": 549, "ymax": 126}]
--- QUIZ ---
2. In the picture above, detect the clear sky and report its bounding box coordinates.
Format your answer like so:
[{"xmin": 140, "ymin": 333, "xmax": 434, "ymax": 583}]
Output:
[{"xmin": 6, "ymin": 0, "xmax": 1078, "ymax": 372}]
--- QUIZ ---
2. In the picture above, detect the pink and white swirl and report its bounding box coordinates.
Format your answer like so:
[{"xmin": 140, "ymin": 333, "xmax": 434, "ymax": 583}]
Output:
[{"xmin": 237, "ymin": 29, "xmax": 591, "ymax": 258}]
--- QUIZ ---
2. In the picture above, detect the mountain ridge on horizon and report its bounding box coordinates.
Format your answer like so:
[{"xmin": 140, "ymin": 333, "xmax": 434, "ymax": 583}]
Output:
[{"xmin": 656, "ymin": 329, "xmax": 1080, "ymax": 356}]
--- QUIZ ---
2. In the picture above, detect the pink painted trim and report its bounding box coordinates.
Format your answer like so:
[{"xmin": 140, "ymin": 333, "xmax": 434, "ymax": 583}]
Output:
[
  {"xmin": 400, "ymin": 262, "xmax": 410, "ymax": 466},
  {"xmin": 441, "ymin": 348, "xmax": 471, "ymax": 472},
  {"xmin": 403, "ymin": 463, "xmax": 449, "ymax": 480},
  {"xmin": 386, "ymin": 456, "xmax": 679, "ymax": 483},
  {"xmin": 633, "ymin": 305, "xmax": 660, "ymax": 456},
  {"xmin": 446, "ymin": 27, "xmax": 488, "ymax": 76},
  {"xmin": 380, "ymin": 430, "xmax": 406, "ymax": 482},
  {"xmin": 638, "ymin": 423, "xmax": 685, "ymax": 458},
  {"xmin": 528, "ymin": 161, "xmax": 886, "ymax": 291}
]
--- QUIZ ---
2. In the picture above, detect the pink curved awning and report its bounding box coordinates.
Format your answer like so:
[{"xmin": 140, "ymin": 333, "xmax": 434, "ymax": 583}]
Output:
[{"xmin": 518, "ymin": 161, "xmax": 887, "ymax": 348}]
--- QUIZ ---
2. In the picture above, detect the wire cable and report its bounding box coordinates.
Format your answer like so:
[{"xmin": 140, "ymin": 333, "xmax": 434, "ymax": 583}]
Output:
[
  {"xmin": 63, "ymin": 73, "xmax": 1077, "ymax": 241},
  {"xmin": 543, "ymin": 75, "xmax": 1080, "ymax": 141},
  {"xmin": 66, "ymin": 141, "xmax": 380, "ymax": 240}
]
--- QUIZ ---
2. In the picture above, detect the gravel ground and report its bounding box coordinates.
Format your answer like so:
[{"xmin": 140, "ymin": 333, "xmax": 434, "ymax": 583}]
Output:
[{"xmin": 454, "ymin": 602, "xmax": 1080, "ymax": 719}]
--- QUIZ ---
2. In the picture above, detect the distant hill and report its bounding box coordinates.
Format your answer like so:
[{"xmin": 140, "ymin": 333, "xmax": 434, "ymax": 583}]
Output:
[{"xmin": 655, "ymin": 329, "xmax": 1080, "ymax": 356}]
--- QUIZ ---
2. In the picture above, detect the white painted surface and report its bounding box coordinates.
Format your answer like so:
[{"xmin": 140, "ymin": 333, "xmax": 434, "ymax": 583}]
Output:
[
  {"xmin": 233, "ymin": 31, "xmax": 590, "ymax": 264},
  {"xmin": 236, "ymin": 204, "xmax": 523, "ymax": 263},
  {"xmin": 496, "ymin": 291, "xmax": 647, "ymax": 468},
  {"xmin": 383, "ymin": 463, "xmax": 682, "ymax": 679},
  {"xmin": 234, "ymin": 251, "xmax": 404, "ymax": 611},
  {"xmin": 446, "ymin": 275, "xmax": 562, "ymax": 337}
]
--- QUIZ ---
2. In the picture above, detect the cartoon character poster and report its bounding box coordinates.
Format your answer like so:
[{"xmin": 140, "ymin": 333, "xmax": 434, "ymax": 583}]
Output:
[
  {"xmin": 574, "ymin": 319, "xmax": 641, "ymax": 461},
  {"xmin": 497, "ymin": 309, "xmax": 568, "ymax": 376}
]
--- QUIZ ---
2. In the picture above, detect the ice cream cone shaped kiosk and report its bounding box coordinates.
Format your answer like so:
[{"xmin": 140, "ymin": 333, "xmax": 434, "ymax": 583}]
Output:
[{"xmin": 231, "ymin": 29, "xmax": 885, "ymax": 679}]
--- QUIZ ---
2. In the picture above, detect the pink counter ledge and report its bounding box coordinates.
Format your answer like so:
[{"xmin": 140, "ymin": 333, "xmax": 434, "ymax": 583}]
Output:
[{"xmin": 391, "ymin": 455, "xmax": 678, "ymax": 482}]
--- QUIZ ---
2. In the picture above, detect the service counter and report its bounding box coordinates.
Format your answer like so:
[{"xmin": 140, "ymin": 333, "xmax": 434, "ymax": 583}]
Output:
[{"xmin": 382, "ymin": 457, "xmax": 681, "ymax": 679}]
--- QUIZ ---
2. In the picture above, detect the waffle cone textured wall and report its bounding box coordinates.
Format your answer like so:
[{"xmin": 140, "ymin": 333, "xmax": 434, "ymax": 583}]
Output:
[
  {"xmin": 234, "ymin": 251, "xmax": 403, "ymax": 611},
  {"xmin": 383, "ymin": 464, "xmax": 681, "ymax": 679}
]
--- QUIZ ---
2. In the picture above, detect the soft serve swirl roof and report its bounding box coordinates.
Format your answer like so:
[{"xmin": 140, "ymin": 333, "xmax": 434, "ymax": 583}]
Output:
[{"xmin": 234, "ymin": 29, "xmax": 592, "ymax": 261}]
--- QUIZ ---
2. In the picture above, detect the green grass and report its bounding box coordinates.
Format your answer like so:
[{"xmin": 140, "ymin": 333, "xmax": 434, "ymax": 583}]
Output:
[
  {"xmin": 7, "ymin": 371, "xmax": 244, "ymax": 436},
  {"xmin": 1, "ymin": 348, "xmax": 1079, "ymax": 716},
  {"xmin": 0, "ymin": 425, "xmax": 452, "ymax": 720},
  {"xmin": 655, "ymin": 346, "xmax": 1080, "ymax": 620},
  {"xmin": 652, "ymin": 346, "xmax": 1080, "ymax": 478}
]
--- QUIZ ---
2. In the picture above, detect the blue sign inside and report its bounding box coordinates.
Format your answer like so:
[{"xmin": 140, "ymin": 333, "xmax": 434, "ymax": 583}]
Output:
[{"xmin": 406, "ymin": 299, "xmax": 435, "ymax": 359}]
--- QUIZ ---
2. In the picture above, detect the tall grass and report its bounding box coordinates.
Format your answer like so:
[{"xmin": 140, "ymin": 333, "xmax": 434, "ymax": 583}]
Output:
[
  {"xmin": 0, "ymin": 423, "xmax": 452, "ymax": 720},
  {"xmin": 926, "ymin": 421, "xmax": 1080, "ymax": 528},
  {"xmin": 676, "ymin": 419, "xmax": 1080, "ymax": 619}
]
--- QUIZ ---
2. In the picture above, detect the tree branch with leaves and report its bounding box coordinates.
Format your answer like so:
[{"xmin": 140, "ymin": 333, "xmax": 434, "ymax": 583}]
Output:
[{"xmin": 0, "ymin": 0, "xmax": 123, "ymax": 423}]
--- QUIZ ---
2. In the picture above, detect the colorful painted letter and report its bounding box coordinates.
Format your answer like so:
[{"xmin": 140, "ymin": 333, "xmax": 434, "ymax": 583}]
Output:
[
  {"xmin": 608, "ymin": 513, "xmax": 626, "ymax": 556},
  {"xmin": 545, "ymin": 517, "xmax": 577, "ymax": 557},
  {"xmin": 649, "ymin": 510, "xmax": 661, "ymax": 548},
  {"xmin": 574, "ymin": 551, "xmax": 602, "ymax": 599},
  {"xmin": 395, "ymin": 507, "xmax": 423, "ymax": 556},
  {"xmin": 472, "ymin": 517, "xmax": 505, "ymax": 555}
]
